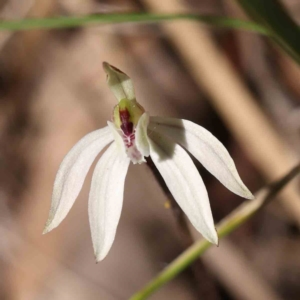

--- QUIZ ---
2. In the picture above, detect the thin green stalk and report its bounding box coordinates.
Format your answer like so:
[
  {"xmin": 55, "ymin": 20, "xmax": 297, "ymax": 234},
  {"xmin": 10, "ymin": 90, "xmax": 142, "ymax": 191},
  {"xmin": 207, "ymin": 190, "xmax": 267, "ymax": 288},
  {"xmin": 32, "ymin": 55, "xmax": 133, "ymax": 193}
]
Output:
[
  {"xmin": 130, "ymin": 163, "xmax": 300, "ymax": 300},
  {"xmin": 0, "ymin": 13, "xmax": 268, "ymax": 34},
  {"xmin": 236, "ymin": 0, "xmax": 300, "ymax": 65}
]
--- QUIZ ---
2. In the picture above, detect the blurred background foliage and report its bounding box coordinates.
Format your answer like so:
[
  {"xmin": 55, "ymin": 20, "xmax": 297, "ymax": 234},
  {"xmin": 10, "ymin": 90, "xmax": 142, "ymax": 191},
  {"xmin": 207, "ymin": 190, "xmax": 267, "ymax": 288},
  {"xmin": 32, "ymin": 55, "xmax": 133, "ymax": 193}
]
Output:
[{"xmin": 0, "ymin": 0, "xmax": 300, "ymax": 300}]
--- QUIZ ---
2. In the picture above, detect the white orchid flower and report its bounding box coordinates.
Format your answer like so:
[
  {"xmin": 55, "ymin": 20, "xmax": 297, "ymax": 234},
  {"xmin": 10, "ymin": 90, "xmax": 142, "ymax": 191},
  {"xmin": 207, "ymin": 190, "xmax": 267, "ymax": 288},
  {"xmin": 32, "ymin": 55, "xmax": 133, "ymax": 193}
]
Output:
[{"xmin": 44, "ymin": 62, "xmax": 254, "ymax": 262}]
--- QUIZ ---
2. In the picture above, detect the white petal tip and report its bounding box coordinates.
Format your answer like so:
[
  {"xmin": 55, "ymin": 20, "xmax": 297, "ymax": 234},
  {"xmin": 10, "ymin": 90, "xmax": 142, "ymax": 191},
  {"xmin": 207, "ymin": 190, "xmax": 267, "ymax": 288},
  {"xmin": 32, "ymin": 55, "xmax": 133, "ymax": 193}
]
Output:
[
  {"xmin": 215, "ymin": 238, "xmax": 219, "ymax": 247},
  {"xmin": 95, "ymin": 253, "xmax": 106, "ymax": 263},
  {"xmin": 42, "ymin": 226, "xmax": 51, "ymax": 235},
  {"xmin": 233, "ymin": 184, "xmax": 255, "ymax": 200},
  {"xmin": 208, "ymin": 230, "xmax": 219, "ymax": 246},
  {"xmin": 42, "ymin": 220, "xmax": 56, "ymax": 235},
  {"xmin": 242, "ymin": 189, "xmax": 255, "ymax": 200},
  {"xmin": 213, "ymin": 239, "xmax": 219, "ymax": 246}
]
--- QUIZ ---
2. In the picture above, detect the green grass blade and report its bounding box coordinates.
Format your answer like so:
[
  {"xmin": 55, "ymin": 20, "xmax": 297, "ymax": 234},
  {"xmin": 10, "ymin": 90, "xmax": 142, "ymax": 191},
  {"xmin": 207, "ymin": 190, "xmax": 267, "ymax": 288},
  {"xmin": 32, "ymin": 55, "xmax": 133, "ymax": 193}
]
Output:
[
  {"xmin": 236, "ymin": 0, "xmax": 300, "ymax": 65},
  {"xmin": 0, "ymin": 13, "xmax": 268, "ymax": 34}
]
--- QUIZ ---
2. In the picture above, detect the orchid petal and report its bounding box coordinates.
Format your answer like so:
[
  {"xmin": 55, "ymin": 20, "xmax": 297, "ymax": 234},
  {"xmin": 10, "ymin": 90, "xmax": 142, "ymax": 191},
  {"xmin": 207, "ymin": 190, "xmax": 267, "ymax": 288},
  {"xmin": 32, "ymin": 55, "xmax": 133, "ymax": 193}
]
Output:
[
  {"xmin": 103, "ymin": 62, "xmax": 135, "ymax": 101},
  {"xmin": 89, "ymin": 142, "xmax": 130, "ymax": 262},
  {"xmin": 43, "ymin": 126, "xmax": 113, "ymax": 234},
  {"xmin": 150, "ymin": 117, "xmax": 254, "ymax": 199},
  {"xmin": 135, "ymin": 112, "xmax": 150, "ymax": 157},
  {"xmin": 149, "ymin": 132, "xmax": 218, "ymax": 245}
]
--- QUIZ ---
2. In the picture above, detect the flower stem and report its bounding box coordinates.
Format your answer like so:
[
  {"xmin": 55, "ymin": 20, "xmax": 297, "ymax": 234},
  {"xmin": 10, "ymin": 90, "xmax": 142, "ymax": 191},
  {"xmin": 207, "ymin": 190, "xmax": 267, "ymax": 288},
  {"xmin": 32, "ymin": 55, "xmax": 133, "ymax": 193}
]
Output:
[
  {"xmin": 146, "ymin": 157, "xmax": 220, "ymax": 298},
  {"xmin": 130, "ymin": 163, "xmax": 300, "ymax": 300}
]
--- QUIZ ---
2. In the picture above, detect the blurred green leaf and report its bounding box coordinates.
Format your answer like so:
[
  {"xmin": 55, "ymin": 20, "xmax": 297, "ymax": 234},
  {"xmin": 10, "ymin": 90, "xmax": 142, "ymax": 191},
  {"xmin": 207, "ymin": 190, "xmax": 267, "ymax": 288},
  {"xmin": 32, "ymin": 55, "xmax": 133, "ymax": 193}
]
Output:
[
  {"xmin": 236, "ymin": 0, "xmax": 300, "ymax": 64},
  {"xmin": 0, "ymin": 13, "xmax": 268, "ymax": 34}
]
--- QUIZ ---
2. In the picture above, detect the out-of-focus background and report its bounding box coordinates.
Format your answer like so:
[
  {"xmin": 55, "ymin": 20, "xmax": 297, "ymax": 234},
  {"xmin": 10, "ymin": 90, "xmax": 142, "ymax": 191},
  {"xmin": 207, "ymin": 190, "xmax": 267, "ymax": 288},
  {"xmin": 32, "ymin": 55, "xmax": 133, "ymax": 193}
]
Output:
[{"xmin": 1, "ymin": 0, "xmax": 300, "ymax": 299}]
